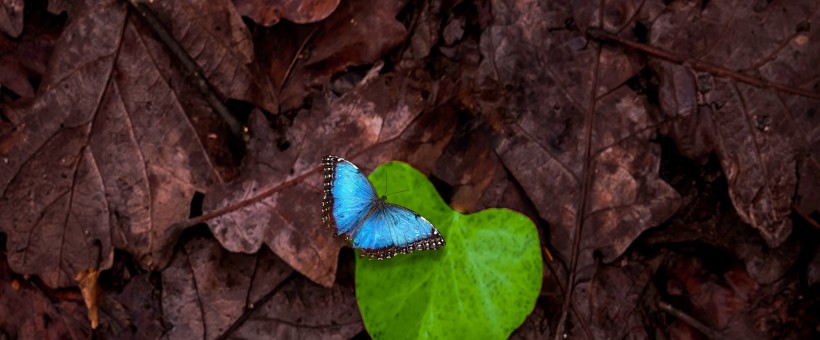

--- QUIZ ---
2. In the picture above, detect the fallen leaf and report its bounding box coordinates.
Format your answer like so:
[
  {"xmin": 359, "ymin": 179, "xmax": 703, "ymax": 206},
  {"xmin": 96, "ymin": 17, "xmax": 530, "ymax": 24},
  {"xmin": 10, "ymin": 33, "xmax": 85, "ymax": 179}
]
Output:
[
  {"xmin": 0, "ymin": 248, "xmax": 90, "ymax": 338},
  {"xmin": 145, "ymin": 0, "xmax": 278, "ymax": 113},
  {"xmin": 234, "ymin": 0, "xmax": 340, "ymax": 25},
  {"xmin": 259, "ymin": 0, "xmax": 408, "ymax": 111},
  {"xmin": 652, "ymin": 0, "xmax": 820, "ymax": 247},
  {"xmin": 571, "ymin": 260, "xmax": 651, "ymax": 339},
  {"xmin": 478, "ymin": 0, "xmax": 681, "ymax": 277},
  {"xmin": 98, "ymin": 272, "xmax": 165, "ymax": 339},
  {"xmin": 160, "ymin": 235, "xmax": 360, "ymax": 339},
  {"xmin": 74, "ymin": 267, "xmax": 100, "ymax": 329},
  {"xmin": 643, "ymin": 162, "xmax": 803, "ymax": 285},
  {"xmin": 0, "ymin": 2, "xmax": 62, "ymax": 98},
  {"xmin": 0, "ymin": 0, "xmax": 23, "ymax": 37},
  {"xmin": 229, "ymin": 253, "xmax": 363, "ymax": 339},
  {"xmin": 0, "ymin": 0, "xmax": 274, "ymax": 288}
]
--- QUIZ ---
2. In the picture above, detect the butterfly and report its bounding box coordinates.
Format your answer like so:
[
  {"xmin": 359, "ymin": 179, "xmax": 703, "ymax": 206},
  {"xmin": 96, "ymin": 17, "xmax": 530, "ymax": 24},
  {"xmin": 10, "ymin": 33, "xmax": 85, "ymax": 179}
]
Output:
[{"xmin": 322, "ymin": 156, "xmax": 445, "ymax": 260}]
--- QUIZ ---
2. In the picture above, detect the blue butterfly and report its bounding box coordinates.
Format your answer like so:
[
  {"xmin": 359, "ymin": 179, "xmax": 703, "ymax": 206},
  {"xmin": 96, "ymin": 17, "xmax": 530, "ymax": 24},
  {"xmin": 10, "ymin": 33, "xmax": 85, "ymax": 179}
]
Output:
[{"xmin": 322, "ymin": 156, "xmax": 445, "ymax": 260}]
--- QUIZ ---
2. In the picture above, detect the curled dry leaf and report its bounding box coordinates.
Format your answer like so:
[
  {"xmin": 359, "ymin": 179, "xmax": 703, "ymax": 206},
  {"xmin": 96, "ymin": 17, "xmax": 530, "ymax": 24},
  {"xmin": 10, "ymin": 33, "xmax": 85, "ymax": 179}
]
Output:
[
  {"xmin": 652, "ymin": 0, "xmax": 820, "ymax": 247},
  {"xmin": 203, "ymin": 72, "xmax": 456, "ymax": 287},
  {"xmin": 234, "ymin": 0, "xmax": 341, "ymax": 26},
  {"xmin": 74, "ymin": 268, "xmax": 100, "ymax": 329},
  {"xmin": 0, "ymin": 0, "xmax": 274, "ymax": 288}
]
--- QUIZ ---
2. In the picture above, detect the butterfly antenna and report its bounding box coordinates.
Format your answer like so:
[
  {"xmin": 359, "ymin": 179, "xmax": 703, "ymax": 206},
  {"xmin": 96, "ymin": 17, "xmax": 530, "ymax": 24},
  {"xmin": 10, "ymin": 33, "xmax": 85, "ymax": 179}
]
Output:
[{"xmin": 384, "ymin": 189, "xmax": 410, "ymax": 197}]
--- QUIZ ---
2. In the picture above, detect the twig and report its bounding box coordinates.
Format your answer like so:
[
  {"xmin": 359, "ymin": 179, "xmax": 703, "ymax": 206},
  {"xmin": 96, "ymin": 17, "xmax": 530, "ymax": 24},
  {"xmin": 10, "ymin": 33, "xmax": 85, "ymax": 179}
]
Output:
[
  {"xmin": 793, "ymin": 204, "xmax": 820, "ymax": 230},
  {"xmin": 543, "ymin": 252, "xmax": 594, "ymax": 339},
  {"xmin": 215, "ymin": 272, "xmax": 296, "ymax": 340},
  {"xmin": 657, "ymin": 301, "xmax": 722, "ymax": 339},
  {"xmin": 278, "ymin": 27, "xmax": 319, "ymax": 93},
  {"xmin": 125, "ymin": 0, "xmax": 245, "ymax": 137},
  {"xmin": 586, "ymin": 28, "xmax": 820, "ymax": 100}
]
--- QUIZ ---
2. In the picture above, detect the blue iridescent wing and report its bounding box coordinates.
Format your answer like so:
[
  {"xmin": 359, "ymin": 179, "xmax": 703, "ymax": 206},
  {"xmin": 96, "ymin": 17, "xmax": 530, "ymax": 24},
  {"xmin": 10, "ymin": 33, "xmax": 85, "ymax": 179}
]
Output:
[
  {"xmin": 322, "ymin": 155, "xmax": 445, "ymax": 260},
  {"xmin": 352, "ymin": 204, "xmax": 445, "ymax": 260},
  {"xmin": 322, "ymin": 156, "xmax": 378, "ymax": 236}
]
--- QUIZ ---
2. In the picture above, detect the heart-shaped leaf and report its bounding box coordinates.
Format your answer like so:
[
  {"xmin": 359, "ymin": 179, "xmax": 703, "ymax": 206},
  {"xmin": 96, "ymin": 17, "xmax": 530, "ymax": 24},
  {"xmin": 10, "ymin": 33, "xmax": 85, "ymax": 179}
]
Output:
[{"xmin": 355, "ymin": 161, "xmax": 542, "ymax": 339}]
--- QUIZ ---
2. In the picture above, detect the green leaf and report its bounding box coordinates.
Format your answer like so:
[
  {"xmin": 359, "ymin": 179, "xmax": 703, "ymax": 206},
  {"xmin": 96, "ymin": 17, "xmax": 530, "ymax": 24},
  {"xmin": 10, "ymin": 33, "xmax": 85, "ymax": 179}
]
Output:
[{"xmin": 356, "ymin": 161, "xmax": 543, "ymax": 339}]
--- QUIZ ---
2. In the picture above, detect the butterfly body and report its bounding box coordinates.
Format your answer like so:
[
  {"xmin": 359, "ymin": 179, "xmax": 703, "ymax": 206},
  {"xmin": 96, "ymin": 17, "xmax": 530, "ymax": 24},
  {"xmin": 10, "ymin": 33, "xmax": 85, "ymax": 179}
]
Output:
[{"xmin": 322, "ymin": 156, "xmax": 445, "ymax": 260}]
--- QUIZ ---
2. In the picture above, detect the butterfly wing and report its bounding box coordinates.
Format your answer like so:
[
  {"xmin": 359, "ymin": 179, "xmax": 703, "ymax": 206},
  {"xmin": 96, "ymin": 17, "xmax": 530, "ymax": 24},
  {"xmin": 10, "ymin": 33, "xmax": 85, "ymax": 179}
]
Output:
[
  {"xmin": 353, "ymin": 203, "xmax": 445, "ymax": 260},
  {"xmin": 322, "ymin": 156, "xmax": 379, "ymax": 236}
]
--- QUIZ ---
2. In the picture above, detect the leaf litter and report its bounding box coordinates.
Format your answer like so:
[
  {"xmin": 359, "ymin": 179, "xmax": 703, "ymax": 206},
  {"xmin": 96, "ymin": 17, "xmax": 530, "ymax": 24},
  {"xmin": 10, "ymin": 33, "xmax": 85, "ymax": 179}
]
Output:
[{"xmin": 0, "ymin": 0, "xmax": 818, "ymax": 338}]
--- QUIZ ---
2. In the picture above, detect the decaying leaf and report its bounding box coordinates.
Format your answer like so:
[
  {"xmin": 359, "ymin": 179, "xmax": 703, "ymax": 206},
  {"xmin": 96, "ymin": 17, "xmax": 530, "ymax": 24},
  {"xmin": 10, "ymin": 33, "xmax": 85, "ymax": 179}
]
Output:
[
  {"xmin": 0, "ymin": 0, "xmax": 24, "ymax": 37},
  {"xmin": 259, "ymin": 0, "xmax": 408, "ymax": 111},
  {"xmin": 161, "ymin": 235, "xmax": 361, "ymax": 339},
  {"xmin": 651, "ymin": 0, "xmax": 820, "ymax": 247},
  {"xmin": 234, "ymin": 0, "xmax": 340, "ymax": 26},
  {"xmin": 478, "ymin": 0, "xmax": 680, "ymax": 276},
  {"xmin": 0, "ymin": 0, "xmax": 274, "ymax": 288},
  {"xmin": 74, "ymin": 267, "xmax": 100, "ymax": 329},
  {"xmin": 0, "ymin": 250, "xmax": 90, "ymax": 338}
]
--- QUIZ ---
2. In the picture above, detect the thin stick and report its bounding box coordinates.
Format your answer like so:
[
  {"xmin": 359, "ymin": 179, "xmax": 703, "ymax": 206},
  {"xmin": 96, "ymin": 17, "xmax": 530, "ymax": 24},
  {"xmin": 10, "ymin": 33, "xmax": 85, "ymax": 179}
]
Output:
[
  {"xmin": 215, "ymin": 272, "xmax": 295, "ymax": 340},
  {"xmin": 586, "ymin": 28, "xmax": 820, "ymax": 100},
  {"xmin": 657, "ymin": 301, "xmax": 722, "ymax": 339},
  {"xmin": 125, "ymin": 0, "xmax": 245, "ymax": 137}
]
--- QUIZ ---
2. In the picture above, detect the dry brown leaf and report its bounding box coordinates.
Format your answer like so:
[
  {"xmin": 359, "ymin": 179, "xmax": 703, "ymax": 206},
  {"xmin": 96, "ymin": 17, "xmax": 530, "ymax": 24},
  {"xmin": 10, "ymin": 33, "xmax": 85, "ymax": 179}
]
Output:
[
  {"xmin": 651, "ymin": 0, "xmax": 820, "ymax": 247},
  {"xmin": 234, "ymin": 0, "xmax": 340, "ymax": 25},
  {"xmin": 74, "ymin": 267, "xmax": 100, "ymax": 329},
  {"xmin": 0, "ymin": 0, "xmax": 275, "ymax": 288}
]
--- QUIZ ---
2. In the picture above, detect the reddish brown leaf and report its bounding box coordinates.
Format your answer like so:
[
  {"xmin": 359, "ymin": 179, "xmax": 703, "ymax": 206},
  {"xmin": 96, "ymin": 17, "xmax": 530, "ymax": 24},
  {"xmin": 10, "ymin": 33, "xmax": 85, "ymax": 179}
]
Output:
[
  {"xmin": 260, "ymin": 0, "xmax": 408, "ymax": 111},
  {"xmin": 98, "ymin": 272, "xmax": 165, "ymax": 339},
  {"xmin": 0, "ymin": 3, "xmax": 62, "ymax": 99},
  {"xmin": 234, "ymin": 0, "xmax": 340, "ymax": 25},
  {"xmin": 0, "ymin": 0, "xmax": 23, "ymax": 37},
  {"xmin": 0, "ymin": 251, "xmax": 90, "ymax": 339},
  {"xmin": 161, "ymin": 235, "xmax": 357, "ymax": 339},
  {"xmin": 572, "ymin": 261, "xmax": 651, "ymax": 339},
  {"xmin": 431, "ymin": 123, "xmax": 500, "ymax": 213},
  {"xmin": 0, "ymin": 0, "xmax": 272, "ymax": 288},
  {"xmin": 664, "ymin": 255, "xmax": 761, "ymax": 337},
  {"xmin": 145, "ymin": 0, "xmax": 278, "ymax": 113},
  {"xmin": 652, "ymin": 0, "xmax": 820, "ymax": 247},
  {"xmin": 479, "ymin": 0, "xmax": 680, "ymax": 275},
  {"xmin": 230, "ymin": 253, "xmax": 362, "ymax": 338},
  {"xmin": 644, "ymin": 166, "xmax": 803, "ymax": 286}
]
